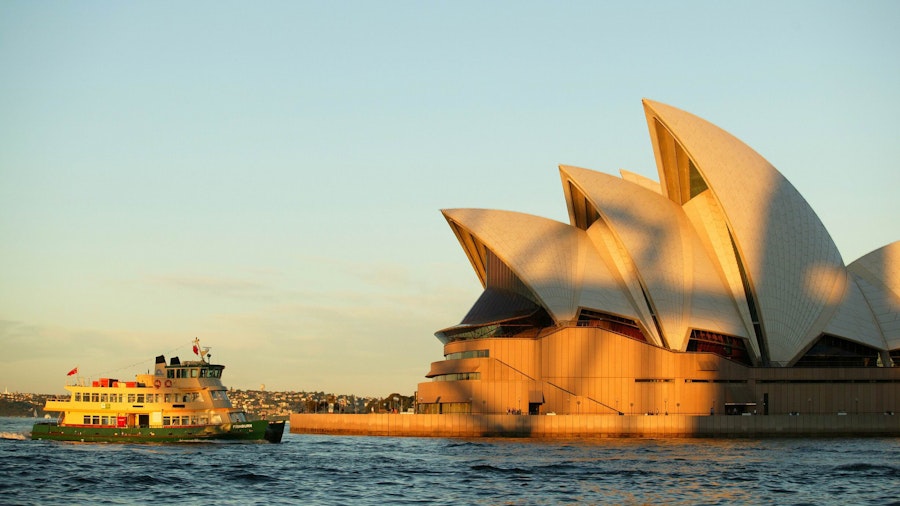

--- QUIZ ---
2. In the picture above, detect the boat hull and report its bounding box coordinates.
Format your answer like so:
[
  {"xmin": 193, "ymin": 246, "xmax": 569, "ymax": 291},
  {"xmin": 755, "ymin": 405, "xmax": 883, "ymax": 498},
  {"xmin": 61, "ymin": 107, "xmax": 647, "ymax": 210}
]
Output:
[{"xmin": 31, "ymin": 419, "xmax": 285, "ymax": 443}]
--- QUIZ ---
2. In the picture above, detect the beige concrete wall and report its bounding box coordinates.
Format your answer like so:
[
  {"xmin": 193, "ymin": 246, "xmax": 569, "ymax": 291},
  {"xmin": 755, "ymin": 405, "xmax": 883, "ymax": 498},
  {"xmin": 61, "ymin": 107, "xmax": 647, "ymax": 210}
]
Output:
[
  {"xmin": 417, "ymin": 327, "xmax": 900, "ymax": 416},
  {"xmin": 290, "ymin": 413, "xmax": 900, "ymax": 438}
]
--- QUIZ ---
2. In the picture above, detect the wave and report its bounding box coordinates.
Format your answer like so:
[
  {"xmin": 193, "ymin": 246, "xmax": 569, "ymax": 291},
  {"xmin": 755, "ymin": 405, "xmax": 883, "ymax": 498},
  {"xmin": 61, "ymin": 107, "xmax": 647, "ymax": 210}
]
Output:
[
  {"xmin": 0, "ymin": 432, "xmax": 27, "ymax": 440},
  {"xmin": 833, "ymin": 462, "xmax": 900, "ymax": 477}
]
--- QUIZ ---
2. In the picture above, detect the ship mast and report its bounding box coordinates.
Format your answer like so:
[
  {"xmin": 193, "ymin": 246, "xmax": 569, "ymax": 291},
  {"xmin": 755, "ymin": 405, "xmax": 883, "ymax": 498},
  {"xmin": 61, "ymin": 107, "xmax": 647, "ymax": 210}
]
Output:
[{"xmin": 192, "ymin": 337, "xmax": 211, "ymax": 364}]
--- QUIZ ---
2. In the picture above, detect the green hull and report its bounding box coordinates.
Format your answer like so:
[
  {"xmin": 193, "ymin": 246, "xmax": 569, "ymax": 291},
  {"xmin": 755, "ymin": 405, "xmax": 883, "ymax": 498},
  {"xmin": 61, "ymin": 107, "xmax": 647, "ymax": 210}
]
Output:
[{"xmin": 31, "ymin": 419, "xmax": 285, "ymax": 443}]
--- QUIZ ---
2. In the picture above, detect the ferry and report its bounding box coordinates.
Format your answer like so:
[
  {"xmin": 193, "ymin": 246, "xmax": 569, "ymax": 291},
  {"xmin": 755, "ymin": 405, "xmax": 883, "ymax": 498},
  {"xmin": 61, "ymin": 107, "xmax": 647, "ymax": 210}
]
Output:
[{"xmin": 31, "ymin": 339, "xmax": 285, "ymax": 443}]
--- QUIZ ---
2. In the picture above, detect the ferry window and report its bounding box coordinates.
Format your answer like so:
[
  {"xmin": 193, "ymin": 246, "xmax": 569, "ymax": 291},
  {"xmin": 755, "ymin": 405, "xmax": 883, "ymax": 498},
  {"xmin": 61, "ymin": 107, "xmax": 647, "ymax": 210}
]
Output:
[
  {"xmin": 74, "ymin": 393, "xmax": 81, "ymax": 402},
  {"xmin": 136, "ymin": 394, "xmax": 145, "ymax": 403},
  {"xmin": 199, "ymin": 416, "xmax": 208, "ymax": 425},
  {"xmin": 167, "ymin": 369, "xmax": 174, "ymax": 379},
  {"xmin": 191, "ymin": 393, "xmax": 200, "ymax": 402},
  {"xmin": 199, "ymin": 369, "xmax": 207, "ymax": 378},
  {"xmin": 100, "ymin": 394, "xmax": 108, "ymax": 402},
  {"xmin": 163, "ymin": 416, "xmax": 171, "ymax": 426},
  {"xmin": 191, "ymin": 369, "xmax": 198, "ymax": 378},
  {"xmin": 164, "ymin": 394, "xmax": 173, "ymax": 403},
  {"xmin": 127, "ymin": 394, "xmax": 136, "ymax": 403},
  {"xmin": 83, "ymin": 415, "xmax": 90, "ymax": 424},
  {"xmin": 92, "ymin": 416, "xmax": 100, "ymax": 425},
  {"xmin": 91, "ymin": 393, "xmax": 100, "ymax": 402}
]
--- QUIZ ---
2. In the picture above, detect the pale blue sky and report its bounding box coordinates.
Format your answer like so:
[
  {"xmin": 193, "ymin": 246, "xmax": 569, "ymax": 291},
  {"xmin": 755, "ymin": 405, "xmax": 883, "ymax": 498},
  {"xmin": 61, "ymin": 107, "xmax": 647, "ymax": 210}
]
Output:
[{"xmin": 2, "ymin": 1, "xmax": 898, "ymax": 395}]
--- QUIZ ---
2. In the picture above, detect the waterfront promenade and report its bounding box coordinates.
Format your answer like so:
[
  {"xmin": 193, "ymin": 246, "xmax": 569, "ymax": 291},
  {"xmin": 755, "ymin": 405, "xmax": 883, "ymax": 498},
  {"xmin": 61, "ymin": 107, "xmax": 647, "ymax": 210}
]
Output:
[{"xmin": 290, "ymin": 412, "xmax": 900, "ymax": 438}]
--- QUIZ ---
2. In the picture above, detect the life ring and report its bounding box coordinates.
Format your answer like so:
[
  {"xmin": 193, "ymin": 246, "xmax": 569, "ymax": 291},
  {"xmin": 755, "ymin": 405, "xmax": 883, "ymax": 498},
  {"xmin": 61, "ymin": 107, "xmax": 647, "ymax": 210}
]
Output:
[
  {"xmin": 165, "ymin": 379, "xmax": 173, "ymax": 388},
  {"xmin": 153, "ymin": 379, "xmax": 161, "ymax": 389}
]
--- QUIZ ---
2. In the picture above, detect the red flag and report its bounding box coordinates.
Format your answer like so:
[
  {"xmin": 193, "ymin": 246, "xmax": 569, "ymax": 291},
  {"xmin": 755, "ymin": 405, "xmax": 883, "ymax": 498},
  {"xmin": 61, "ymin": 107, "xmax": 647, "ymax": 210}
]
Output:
[{"xmin": 67, "ymin": 367, "xmax": 78, "ymax": 376}]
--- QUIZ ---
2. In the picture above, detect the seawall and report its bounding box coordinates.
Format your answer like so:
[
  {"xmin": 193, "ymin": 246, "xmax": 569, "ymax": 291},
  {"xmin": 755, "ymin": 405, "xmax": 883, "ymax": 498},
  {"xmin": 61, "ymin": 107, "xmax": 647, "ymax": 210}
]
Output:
[{"xmin": 289, "ymin": 413, "xmax": 900, "ymax": 438}]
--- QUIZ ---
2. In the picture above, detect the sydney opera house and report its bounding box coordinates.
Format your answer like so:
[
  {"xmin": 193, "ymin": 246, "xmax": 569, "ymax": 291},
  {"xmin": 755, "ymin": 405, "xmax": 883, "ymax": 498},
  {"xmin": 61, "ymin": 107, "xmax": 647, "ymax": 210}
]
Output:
[{"xmin": 416, "ymin": 99, "xmax": 899, "ymax": 418}]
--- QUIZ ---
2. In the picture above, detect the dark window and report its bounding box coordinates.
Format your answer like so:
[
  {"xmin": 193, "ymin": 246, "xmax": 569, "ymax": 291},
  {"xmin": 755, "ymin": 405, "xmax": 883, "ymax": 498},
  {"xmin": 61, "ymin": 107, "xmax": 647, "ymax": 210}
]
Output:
[
  {"xmin": 577, "ymin": 309, "xmax": 647, "ymax": 342},
  {"xmin": 795, "ymin": 335, "xmax": 881, "ymax": 367},
  {"xmin": 686, "ymin": 330, "xmax": 753, "ymax": 366}
]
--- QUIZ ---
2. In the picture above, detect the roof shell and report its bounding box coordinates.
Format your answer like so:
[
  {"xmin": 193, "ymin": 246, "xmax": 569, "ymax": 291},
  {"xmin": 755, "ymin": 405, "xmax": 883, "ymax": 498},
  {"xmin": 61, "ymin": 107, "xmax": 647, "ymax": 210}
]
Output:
[
  {"xmin": 848, "ymin": 241, "xmax": 900, "ymax": 350},
  {"xmin": 560, "ymin": 165, "xmax": 751, "ymax": 352},
  {"xmin": 438, "ymin": 99, "xmax": 897, "ymax": 365},
  {"xmin": 643, "ymin": 99, "xmax": 847, "ymax": 364},
  {"xmin": 441, "ymin": 208, "xmax": 639, "ymax": 324}
]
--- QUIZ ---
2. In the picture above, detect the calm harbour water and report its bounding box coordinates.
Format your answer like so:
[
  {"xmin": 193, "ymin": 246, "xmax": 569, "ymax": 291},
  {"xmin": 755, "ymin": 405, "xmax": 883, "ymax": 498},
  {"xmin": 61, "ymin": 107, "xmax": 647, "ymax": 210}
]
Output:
[{"xmin": 1, "ymin": 417, "xmax": 898, "ymax": 505}]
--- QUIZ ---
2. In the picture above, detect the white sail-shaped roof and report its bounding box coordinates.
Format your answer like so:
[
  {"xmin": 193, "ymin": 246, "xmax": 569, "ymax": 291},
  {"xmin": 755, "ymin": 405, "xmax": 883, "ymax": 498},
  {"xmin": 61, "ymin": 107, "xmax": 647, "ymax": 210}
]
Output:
[
  {"xmin": 441, "ymin": 208, "xmax": 639, "ymax": 323},
  {"xmin": 643, "ymin": 99, "xmax": 848, "ymax": 365},
  {"xmin": 560, "ymin": 165, "xmax": 751, "ymax": 352},
  {"xmin": 848, "ymin": 241, "xmax": 900, "ymax": 351},
  {"xmin": 440, "ymin": 99, "xmax": 897, "ymax": 366},
  {"xmin": 823, "ymin": 276, "xmax": 887, "ymax": 350}
]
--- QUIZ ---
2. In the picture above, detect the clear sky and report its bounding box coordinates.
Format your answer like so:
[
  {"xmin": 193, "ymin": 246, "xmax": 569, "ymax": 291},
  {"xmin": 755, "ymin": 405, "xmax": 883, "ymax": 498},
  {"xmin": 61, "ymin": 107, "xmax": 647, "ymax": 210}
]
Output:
[{"xmin": 2, "ymin": 1, "xmax": 898, "ymax": 396}]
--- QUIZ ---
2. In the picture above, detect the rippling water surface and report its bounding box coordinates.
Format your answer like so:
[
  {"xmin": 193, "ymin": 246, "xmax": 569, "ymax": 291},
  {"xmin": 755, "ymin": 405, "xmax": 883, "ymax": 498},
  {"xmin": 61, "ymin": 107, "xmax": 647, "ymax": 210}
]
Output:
[{"xmin": 2, "ymin": 417, "xmax": 898, "ymax": 505}]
